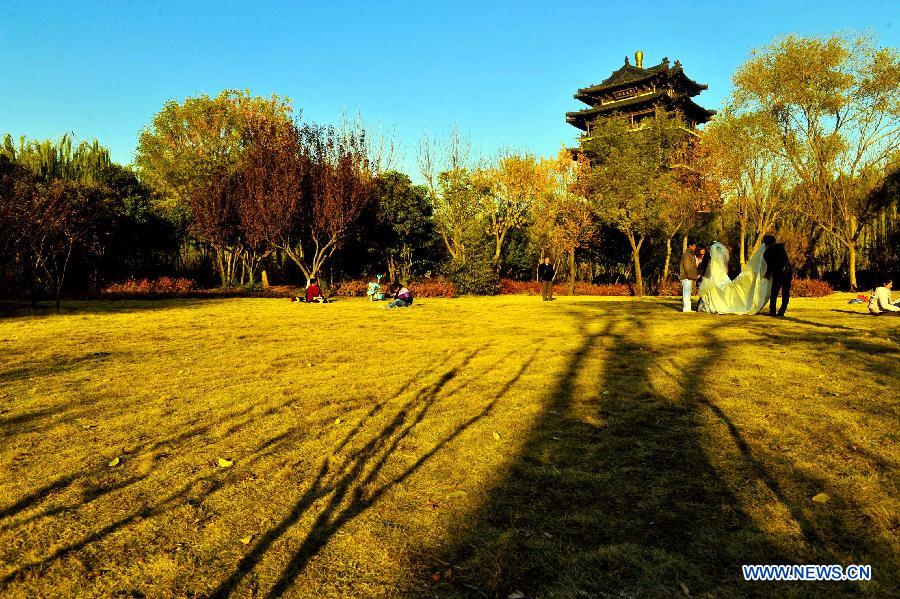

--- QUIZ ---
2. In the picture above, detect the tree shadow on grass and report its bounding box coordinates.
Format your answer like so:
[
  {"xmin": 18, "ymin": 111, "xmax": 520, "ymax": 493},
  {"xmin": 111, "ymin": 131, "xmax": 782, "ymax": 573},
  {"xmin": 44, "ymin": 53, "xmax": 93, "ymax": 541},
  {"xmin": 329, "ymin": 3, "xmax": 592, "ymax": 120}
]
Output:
[
  {"xmin": 0, "ymin": 298, "xmax": 228, "ymax": 320},
  {"xmin": 0, "ymin": 347, "xmax": 537, "ymax": 596},
  {"xmin": 417, "ymin": 303, "xmax": 895, "ymax": 598},
  {"xmin": 0, "ymin": 352, "xmax": 449, "ymax": 536},
  {"xmin": 210, "ymin": 349, "xmax": 537, "ymax": 598},
  {"xmin": 0, "ymin": 351, "xmax": 116, "ymax": 385}
]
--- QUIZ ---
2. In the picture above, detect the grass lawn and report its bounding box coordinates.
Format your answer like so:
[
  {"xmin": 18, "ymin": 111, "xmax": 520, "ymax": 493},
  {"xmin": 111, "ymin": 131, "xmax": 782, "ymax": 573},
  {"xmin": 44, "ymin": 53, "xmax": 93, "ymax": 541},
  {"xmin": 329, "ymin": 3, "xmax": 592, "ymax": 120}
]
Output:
[{"xmin": 0, "ymin": 295, "xmax": 897, "ymax": 598}]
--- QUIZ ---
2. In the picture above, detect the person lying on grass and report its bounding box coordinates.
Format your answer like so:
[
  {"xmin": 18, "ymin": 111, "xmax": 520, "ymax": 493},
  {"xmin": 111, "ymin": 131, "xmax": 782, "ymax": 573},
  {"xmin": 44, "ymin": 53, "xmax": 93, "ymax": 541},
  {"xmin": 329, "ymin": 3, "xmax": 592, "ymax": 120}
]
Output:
[
  {"xmin": 387, "ymin": 283, "xmax": 413, "ymax": 308},
  {"xmin": 869, "ymin": 278, "xmax": 900, "ymax": 314}
]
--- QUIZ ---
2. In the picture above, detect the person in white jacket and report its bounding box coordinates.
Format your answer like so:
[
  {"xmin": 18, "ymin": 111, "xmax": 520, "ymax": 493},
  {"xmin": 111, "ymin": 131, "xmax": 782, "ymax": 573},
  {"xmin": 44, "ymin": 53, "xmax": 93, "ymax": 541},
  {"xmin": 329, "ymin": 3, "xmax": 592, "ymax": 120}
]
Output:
[{"xmin": 869, "ymin": 278, "xmax": 900, "ymax": 314}]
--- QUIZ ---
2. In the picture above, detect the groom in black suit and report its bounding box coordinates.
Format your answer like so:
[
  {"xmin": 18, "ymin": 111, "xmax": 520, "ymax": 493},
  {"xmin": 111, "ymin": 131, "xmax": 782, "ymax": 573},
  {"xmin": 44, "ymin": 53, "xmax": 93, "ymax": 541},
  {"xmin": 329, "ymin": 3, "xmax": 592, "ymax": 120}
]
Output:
[{"xmin": 762, "ymin": 234, "xmax": 792, "ymax": 317}]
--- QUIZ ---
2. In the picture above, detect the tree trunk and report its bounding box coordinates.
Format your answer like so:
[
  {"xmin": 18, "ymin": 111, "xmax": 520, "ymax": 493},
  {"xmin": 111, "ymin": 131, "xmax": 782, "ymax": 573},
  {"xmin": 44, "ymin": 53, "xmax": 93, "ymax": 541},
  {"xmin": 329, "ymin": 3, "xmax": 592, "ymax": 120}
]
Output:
[
  {"xmin": 568, "ymin": 248, "xmax": 576, "ymax": 296},
  {"xmin": 662, "ymin": 235, "xmax": 673, "ymax": 284},
  {"xmin": 386, "ymin": 256, "xmax": 396, "ymax": 284},
  {"xmin": 627, "ymin": 233, "xmax": 644, "ymax": 296},
  {"xmin": 739, "ymin": 217, "xmax": 747, "ymax": 267},
  {"xmin": 848, "ymin": 241, "xmax": 858, "ymax": 290},
  {"xmin": 215, "ymin": 247, "xmax": 227, "ymax": 287}
]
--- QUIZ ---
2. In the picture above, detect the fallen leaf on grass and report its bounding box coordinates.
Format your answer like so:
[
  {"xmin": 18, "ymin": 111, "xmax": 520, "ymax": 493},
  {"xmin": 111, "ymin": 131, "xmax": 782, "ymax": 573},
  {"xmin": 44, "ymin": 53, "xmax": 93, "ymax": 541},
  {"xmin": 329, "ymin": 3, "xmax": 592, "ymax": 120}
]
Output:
[
  {"xmin": 508, "ymin": 592, "xmax": 525, "ymax": 599},
  {"xmin": 239, "ymin": 534, "xmax": 253, "ymax": 545},
  {"xmin": 334, "ymin": 418, "xmax": 342, "ymax": 425},
  {"xmin": 217, "ymin": 458, "xmax": 234, "ymax": 468},
  {"xmin": 431, "ymin": 572, "xmax": 441, "ymax": 582},
  {"xmin": 492, "ymin": 431, "xmax": 501, "ymax": 441},
  {"xmin": 679, "ymin": 580, "xmax": 690, "ymax": 596},
  {"xmin": 108, "ymin": 457, "xmax": 120, "ymax": 467},
  {"xmin": 812, "ymin": 492, "xmax": 830, "ymax": 503},
  {"xmin": 445, "ymin": 490, "xmax": 467, "ymax": 500}
]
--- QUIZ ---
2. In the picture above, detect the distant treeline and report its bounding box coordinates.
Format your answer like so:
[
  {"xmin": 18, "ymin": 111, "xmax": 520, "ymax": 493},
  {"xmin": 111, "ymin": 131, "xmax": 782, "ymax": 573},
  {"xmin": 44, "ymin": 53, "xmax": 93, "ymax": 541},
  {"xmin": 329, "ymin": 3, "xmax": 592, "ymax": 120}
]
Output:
[{"xmin": 1, "ymin": 32, "xmax": 898, "ymax": 308}]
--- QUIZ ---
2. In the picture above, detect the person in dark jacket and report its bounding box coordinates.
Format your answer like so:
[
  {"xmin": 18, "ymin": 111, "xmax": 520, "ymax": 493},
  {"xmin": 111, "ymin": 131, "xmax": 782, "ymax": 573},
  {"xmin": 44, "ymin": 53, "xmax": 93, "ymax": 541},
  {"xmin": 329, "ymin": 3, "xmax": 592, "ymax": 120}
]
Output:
[
  {"xmin": 538, "ymin": 257, "xmax": 555, "ymax": 301},
  {"xmin": 387, "ymin": 283, "xmax": 413, "ymax": 308},
  {"xmin": 679, "ymin": 241, "xmax": 701, "ymax": 312},
  {"xmin": 762, "ymin": 234, "xmax": 792, "ymax": 316}
]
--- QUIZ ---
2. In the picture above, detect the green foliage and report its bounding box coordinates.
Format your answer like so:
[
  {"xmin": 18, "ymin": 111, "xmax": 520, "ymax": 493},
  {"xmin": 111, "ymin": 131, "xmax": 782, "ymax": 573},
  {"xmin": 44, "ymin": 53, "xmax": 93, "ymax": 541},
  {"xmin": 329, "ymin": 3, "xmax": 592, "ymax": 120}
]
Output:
[
  {"xmin": 1, "ymin": 133, "xmax": 111, "ymax": 185},
  {"xmin": 585, "ymin": 111, "xmax": 684, "ymax": 236},
  {"xmin": 135, "ymin": 89, "xmax": 293, "ymax": 208},
  {"xmin": 371, "ymin": 171, "xmax": 439, "ymax": 280},
  {"xmin": 446, "ymin": 233, "xmax": 499, "ymax": 295}
]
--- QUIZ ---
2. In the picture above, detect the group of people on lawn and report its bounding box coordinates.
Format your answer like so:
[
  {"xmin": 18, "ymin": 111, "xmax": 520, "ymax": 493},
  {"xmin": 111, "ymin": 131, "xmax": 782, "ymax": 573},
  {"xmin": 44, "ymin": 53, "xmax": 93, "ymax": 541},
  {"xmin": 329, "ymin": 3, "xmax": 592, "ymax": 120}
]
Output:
[
  {"xmin": 293, "ymin": 275, "xmax": 413, "ymax": 308},
  {"xmin": 291, "ymin": 247, "xmax": 898, "ymax": 315}
]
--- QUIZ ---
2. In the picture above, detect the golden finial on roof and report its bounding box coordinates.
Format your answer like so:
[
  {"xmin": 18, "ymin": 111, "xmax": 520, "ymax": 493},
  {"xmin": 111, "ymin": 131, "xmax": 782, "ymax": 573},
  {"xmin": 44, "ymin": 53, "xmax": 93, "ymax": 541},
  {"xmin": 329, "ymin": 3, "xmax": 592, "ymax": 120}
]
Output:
[{"xmin": 635, "ymin": 50, "xmax": 644, "ymax": 69}]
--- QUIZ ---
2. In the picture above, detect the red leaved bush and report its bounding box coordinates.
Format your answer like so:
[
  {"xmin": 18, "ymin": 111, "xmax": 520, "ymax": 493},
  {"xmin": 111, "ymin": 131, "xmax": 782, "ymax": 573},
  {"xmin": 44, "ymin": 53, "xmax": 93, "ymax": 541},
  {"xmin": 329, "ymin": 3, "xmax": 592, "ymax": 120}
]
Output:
[
  {"xmin": 499, "ymin": 279, "xmax": 632, "ymax": 296},
  {"xmin": 656, "ymin": 278, "xmax": 832, "ymax": 297},
  {"xmin": 656, "ymin": 279, "xmax": 683, "ymax": 297},
  {"xmin": 409, "ymin": 277, "xmax": 456, "ymax": 298},
  {"xmin": 791, "ymin": 279, "xmax": 833, "ymax": 297},
  {"xmin": 102, "ymin": 277, "xmax": 196, "ymax": 295},
  {"xmin": 332, "ymin": 277, "xmax": 457, "ymax": 298},
  {"xmin": 331, "ymin": 279, "xmax": 369, "ymax": 297}
]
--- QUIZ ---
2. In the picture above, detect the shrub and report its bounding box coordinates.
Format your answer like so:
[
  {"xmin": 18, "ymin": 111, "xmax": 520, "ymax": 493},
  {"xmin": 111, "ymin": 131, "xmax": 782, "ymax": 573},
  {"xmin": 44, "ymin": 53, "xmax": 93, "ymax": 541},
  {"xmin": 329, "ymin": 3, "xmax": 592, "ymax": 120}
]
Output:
[
  {"xmin": 656, "ymin": 279, "xmax": 683, "ymax": 297},
  {"xmin": 332, "ymin": 279, "xmax": 369, "ymax": 297},
  {"xmin": 570, "ymin": 282, "xmax": 632, "ymax": 296},
  {"xmin": 331, "ymin": 277, "xmax": 456, "ymax": 298},
  {"xmin": 409, "ymin": 277, "xmax": 456, "ymax": 298},
  {"xmin": 499, "ymin": 279, "xmax": 541, "ymax": 295},
  {"xmin": 499, "ymin": 279, "xmax": 632, "ymax": 296},
  {"xmin": 447, "ymin": 255, "xmax": 499, "ymax": 296},
  {"xmin": 791, "ymin": 278, "xmax": 833, "ymax": 298},
  {"xmin": 102, "ymin": 277, "xmax": 196, "ymax": 295}
]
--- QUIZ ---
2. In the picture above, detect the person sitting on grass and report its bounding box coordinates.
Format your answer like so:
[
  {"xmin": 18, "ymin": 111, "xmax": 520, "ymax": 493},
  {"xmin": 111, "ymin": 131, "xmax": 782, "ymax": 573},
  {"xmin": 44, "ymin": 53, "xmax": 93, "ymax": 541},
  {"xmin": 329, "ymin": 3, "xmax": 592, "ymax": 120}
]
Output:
[
  {"xmin": 306, "ymin": 278, "xmax": 328, "ymax": 304},
  {"xmin": 367, "ymin": 274, "xmax": 384, "ymax": 301},
  {"xmin": 868, "ymin": 278, "xmax": 899, "ymax": 314},
  {"xmin": 387, "ymin": 283, "xmax": 413, "ymax": 308}
]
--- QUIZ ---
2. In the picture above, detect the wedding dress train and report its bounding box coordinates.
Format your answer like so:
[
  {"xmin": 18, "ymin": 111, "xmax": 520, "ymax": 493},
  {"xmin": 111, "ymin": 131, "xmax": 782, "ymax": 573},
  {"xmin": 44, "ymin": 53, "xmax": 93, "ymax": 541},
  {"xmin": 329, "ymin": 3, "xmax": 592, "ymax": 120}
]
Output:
[{"xmin": 698, "ymin": 242, "xmax": 771, "ymax": 315}]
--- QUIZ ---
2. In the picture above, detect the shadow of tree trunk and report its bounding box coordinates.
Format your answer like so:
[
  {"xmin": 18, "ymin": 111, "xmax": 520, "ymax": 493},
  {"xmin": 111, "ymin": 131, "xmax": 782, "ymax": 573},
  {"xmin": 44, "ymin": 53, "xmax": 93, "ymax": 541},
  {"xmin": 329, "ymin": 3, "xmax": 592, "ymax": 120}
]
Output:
[{"xmin": 416, "ymin": 304, "xmax": 874, "ymax": 597}]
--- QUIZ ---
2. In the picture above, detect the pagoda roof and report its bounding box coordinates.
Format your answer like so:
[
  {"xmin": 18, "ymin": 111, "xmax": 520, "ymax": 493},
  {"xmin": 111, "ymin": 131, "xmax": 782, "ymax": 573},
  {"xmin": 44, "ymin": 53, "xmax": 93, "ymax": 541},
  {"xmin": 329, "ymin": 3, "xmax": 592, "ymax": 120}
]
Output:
[
  {"xmin": 566, "ymin": 93, "xmax": 716, "ymax": 130},
  {"xmin": 575, "ymin": 59, "xmax": 708, "ymax": 105}
]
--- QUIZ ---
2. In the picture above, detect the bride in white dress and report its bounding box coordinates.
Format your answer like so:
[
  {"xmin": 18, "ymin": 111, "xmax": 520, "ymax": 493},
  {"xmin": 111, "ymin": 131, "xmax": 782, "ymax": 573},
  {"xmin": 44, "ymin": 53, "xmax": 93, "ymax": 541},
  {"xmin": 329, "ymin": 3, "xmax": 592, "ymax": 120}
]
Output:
[{"xmin": 698, "ymin": 242, "xmax": 771, "ymax": 315}]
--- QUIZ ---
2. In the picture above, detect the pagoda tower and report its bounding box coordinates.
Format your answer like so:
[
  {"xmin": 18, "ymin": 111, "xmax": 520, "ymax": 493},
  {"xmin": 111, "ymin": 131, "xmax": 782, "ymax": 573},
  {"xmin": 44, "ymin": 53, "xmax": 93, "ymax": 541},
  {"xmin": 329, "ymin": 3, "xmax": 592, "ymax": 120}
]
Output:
[{"xmin": 567, "ymin": 51, "xmax": 715, "ymax": 135}]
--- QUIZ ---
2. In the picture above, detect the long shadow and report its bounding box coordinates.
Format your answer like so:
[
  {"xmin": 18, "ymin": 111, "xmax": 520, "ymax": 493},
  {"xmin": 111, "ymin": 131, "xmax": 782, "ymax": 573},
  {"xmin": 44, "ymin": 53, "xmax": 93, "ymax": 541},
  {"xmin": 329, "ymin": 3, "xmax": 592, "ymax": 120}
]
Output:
[
  {"xmin": 418, "ymin": 303, "xmax": 892, "ymax": 597},
  {"xmin": 0, "ymin": 419, "xmax": 304, "ymax": 587},
  {"xmin": 0, "ymin": 298, "xmax": 226, "ymax": 320},
  {"xmin": 210, "ymin": 350, "xmax": 536, "ymax": 598},
  {"xmin": 0, "ymin": 351, "xmax": 115, "ymax": 385}
]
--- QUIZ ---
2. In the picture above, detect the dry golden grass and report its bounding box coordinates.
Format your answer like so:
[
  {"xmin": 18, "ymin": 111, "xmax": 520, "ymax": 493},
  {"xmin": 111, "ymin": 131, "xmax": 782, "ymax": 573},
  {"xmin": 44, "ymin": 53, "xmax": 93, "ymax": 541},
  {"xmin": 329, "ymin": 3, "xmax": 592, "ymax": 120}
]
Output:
[{"xmin": 0, "ymin": 295, "xmax": 897, "ymax": 598}]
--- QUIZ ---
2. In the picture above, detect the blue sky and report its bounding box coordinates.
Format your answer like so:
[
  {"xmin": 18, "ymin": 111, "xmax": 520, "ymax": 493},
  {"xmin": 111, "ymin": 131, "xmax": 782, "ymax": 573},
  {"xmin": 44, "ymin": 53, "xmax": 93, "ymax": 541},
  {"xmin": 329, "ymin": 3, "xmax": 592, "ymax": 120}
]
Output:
[{"xmin": 1, "ymin": 0, "xmax": 897, "ymax": 177}]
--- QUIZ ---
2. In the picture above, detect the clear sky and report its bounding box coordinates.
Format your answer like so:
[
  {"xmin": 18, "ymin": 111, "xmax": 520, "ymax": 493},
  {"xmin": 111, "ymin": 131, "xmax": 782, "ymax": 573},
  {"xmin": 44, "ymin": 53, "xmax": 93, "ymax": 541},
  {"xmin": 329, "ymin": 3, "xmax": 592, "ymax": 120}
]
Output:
[{"xmin": 1, "ymin": 0, "xmax": 897, "ymax": 177}]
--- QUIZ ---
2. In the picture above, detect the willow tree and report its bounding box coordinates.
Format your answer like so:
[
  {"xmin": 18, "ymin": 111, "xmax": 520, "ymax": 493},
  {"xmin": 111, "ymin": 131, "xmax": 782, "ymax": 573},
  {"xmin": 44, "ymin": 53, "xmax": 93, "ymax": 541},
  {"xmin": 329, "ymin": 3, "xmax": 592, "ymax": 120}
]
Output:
[
  {"xmin": 136, "ymin": 90, "xmax": 293, "ymax": 286},
  {"xmin": 732, "ymin": 32, "xmax": 900, "ymax": 288},
  {"xmin": 1, "ymin": 133, "xmax": 111, "ymax": 184},
  {"xmin": 585, "ymin": 111, "xmax": 683, "ymax": 296}
]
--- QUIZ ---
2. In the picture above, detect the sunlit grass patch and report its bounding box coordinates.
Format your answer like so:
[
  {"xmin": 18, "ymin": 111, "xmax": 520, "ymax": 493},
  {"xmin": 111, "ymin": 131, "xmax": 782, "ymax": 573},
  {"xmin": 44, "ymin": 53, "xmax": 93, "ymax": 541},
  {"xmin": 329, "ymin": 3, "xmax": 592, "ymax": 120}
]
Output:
[{"xmin": 0, "ymin": 295, "xmax": 897, "ymax": 597}]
